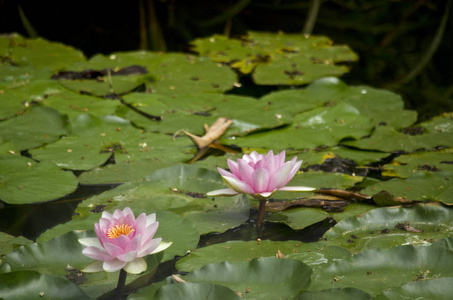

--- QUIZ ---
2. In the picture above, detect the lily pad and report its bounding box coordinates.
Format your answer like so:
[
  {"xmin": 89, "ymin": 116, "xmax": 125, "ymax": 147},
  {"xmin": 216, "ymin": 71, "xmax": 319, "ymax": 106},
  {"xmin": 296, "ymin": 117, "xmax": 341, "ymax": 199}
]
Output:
[
  {"xmin": 361, "ymin": 172, "xmax": 453, "ymax": 205},
  {"xmin": 0, "ymin": 271, "xmax": 90, "ymax": 300},
  {"xmin": 154, "ymin": 282, "xmax": 241, "ymax": 300},
  {"xmin": 30, "ymin": 114, "xmax": 193, "ymax": 170},
  {"xmin": 374, "ymin": 277, "xmax": 453, "ymax": 300},
  {"xmin": 298, "ymin": 287, "xmax": 371, "ymax": 300},
  {"xmin": 70, "ymin": 51, "xmax": 237, "ymax": 96},
  {"xmin": 383, "ymin": 149, "xmax": 453, "ymax": 178},
  {"xmin": 0, "ymin": 232, "xmax": 33, "ymax": 257},
  {"xmin": 192, "ymin": 32, "xmax": 357, "ymax": 85},
  {"xmin": 0, "ymin": 156, "xmax": 78, "ymax": 204},
  {"xmin": 222, "ymin": 102, "xmax": 374, "ymax": 150},
  {"xmin": 0, "ymin": 106, "xmax": 69, "ymax": 151},
  {"xmin": 311, "ymin": 244, "xmax": 453, "ymax": 296},
  {"xmin": 9, "ymin": 36, "xmax": 86, "ymax": 70},
  {"xmin": 182, "ymin": 257, "xmax": 312, "ymax": 300},
  {"xmin": 324, "ymin": 204, "xmax": 453, "ymax": 253},
  {"xmin": 41, "ymin": 90, "xmax": 121, "ymax": 119}
]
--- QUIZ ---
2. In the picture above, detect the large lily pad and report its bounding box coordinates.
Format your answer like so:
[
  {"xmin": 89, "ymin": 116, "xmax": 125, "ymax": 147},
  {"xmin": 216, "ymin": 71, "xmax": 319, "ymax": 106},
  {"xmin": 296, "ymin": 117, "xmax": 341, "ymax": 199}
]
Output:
[
  {"xmin": 41, "ymin": 90, "xmax": 121, "ymax": 119},
  {"xmin": 0, "ymin": 232, "xmax": 33, "ymax": 257},
  {"xmin": 344, "ymin": 114, "xmax": 453, "ymax": 152},
  {"xmin": 30, "ymin": 114, "xmax": 193, "ymax": 170},
  {"xmin": 311, "ymin": 244, "xmax": 453, "ymax": 296},
  {"xmin": 298, "ymin": 287, "xmax": 371, "ymax": 300},
  {"xmin": 0, "ymin": 271, "xmax": 90, "ymax": 300},
  {"xmin": 383, "ymin": 149, "xmax": 453, "ymax": 178},
  {"xmin": 8, "ymin": 36, "xmax": 86, "ymax": 70},
  {"xmin": 324, "ymin": 204, "xmax": 453, "ymax": 253},
  {"xmin": 0, "ymin": 156, "xmax": 78, "ymax": 204},
  {"xmin": 69, "ymin": 51, "xmax": 237, "ymax": 96},
  {"xmin": 0, "ymin": 106, "xmax": 69, "ymax": 151},
  {"xmin": 361, "ymin": 172, "xmax": 453, "ymax": 205},
  {"xmin": 182, "ymin": 257, "xmax": 312, "ymax": 300},
  {"xmin": 152, "ymin": 283, "xmax": 241, "ymax": 300},
  {"xmin": 222, "ymin": 102, "xmax": 373, "ymax": 150},
  {"xmin": 374, "ymin": 277, "xmax": 453, "ymax": 300}
]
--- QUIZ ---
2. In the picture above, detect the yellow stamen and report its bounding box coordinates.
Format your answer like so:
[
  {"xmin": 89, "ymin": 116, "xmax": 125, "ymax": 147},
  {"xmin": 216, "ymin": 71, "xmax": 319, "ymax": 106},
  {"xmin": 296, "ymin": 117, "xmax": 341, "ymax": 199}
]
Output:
[{"xmin": 107, "ymin": 224, "xmax": 135, "ymax": 239}]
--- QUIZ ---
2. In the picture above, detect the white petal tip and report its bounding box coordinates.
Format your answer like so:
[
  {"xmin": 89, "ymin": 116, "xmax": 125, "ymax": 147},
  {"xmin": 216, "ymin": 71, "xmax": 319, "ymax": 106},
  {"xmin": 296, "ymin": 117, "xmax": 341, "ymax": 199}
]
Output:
[
  {"xmin": 206, "ymin": 188, "xmax": 238, "ymax": 197},
  {"xmin": 151, "ymin": 241, "xmax": 173, "ymax": 254},
  {"xmin": 278, "ymin": 186, "xmax": 317, "ymax": 192}
]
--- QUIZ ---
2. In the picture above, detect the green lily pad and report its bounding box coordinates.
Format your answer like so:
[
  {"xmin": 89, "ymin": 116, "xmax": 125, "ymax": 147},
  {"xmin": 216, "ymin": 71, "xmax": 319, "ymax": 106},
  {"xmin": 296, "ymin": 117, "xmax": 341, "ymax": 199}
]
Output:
[
  {"xmin": 182, "ymin": 257, "xmax": 312, "ymax": 300},
  {"xmin": 222, "ymin": 102, "xmax": 374, "ymax": 150},
  {"xmin": 8, "ymin": 37, "xmax": 85, "ymax": 70},
  {"xmin": 383, "ymin": 149, "xmax": 453, "ymax": 178},
  {"xmin": 123, "ymin": 92, "xmax": 292, "ymax": 137},
  {"xmin": 0, "ymin": 230, "xmax": 161, "ymax": 299},
  {"xmin": 374, "ymin": 277, "xmax": 453, "ymax": 300},
  {"xmin": 311, "ymin": 244, "xmax": 453, "ymax": 296},
  {"xmin": 192, "ymin": 32, "xmax": 357, "ymax": 85},
  {"xmin": 70, "ymin": 51, "xmax": 237, "ymax": 96},
  {"xmin": 343, "ymin": 114, "xmax": 453, "ymax": 152},
  {"xmin": 0, "ymin": 232, "xmax": 33, "ymax": 257},
  {"xmin": 266, "ymin": 203, "xmax": 376, "ymax": 231},
  {"xmin": 0, "ymin": 106, "xmax": 69, "ymax": 151},
  {"xmin": 41, "ymin": 90, "xmax": 121, "ymax": 119},
  {"xmin": 30, "ymin": 114, "xmax": 193, "ymax": 170},
  {"xmin": 298, "ymin": 287, "xmax": 371, "ymax": 300},
  {"xmin": 58, "ymin": 73, "xmax": 152, "ymax": 97},
  {"xmin": 77, "ymin": 159, "xmax": 174, "ymax": 185},
  {"xmin": 150, "ymin": 283, "xmax": 242, "ymax": 300},
  {"xmin": 0, "ymin": 271, "xmax": 90, "ymax": 300},
  {"xmin": 177, "ymin": 239, "xmax": 350, "ymax": 274},
  {"xmin": 324, "ymin": 204, "xmax": 453, "ymax": 253},
  {"xmin": 0, "ymin": 156, "xmax": 78, "ymax": 204},
  {"xmin": 361, "ymin": 172, "xmax": 453, "ymax": 205}
]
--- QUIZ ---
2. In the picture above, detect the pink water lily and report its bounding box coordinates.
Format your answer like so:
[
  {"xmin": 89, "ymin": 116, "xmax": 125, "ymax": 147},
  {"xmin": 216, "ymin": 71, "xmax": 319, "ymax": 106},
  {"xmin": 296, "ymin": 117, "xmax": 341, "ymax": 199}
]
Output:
[
  {"xmin": 207, "ymin": 150, "xmax": 315, "ymax": 199},
  {"xmin": 79, "ymin": 207, "xmax": 172, "ymax": 274}
]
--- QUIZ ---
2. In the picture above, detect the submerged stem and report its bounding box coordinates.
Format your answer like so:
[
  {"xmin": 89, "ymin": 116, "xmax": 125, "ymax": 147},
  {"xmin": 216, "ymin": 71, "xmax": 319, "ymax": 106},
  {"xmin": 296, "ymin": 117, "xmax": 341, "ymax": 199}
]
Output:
[
  {"xmin": 116, "ymin": 268, "xmax": 127, "ymax": 299},
  {"xmin": 256, "ymin": 200, "xmax": 267, "ymax": 230}
]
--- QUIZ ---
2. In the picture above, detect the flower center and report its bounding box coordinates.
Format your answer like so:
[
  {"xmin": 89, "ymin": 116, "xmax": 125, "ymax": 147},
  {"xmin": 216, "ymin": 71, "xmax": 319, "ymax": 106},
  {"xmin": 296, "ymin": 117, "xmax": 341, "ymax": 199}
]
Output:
[{"xmin": 107, "ymin": 224, "xmax": 135, "ymax": 239}]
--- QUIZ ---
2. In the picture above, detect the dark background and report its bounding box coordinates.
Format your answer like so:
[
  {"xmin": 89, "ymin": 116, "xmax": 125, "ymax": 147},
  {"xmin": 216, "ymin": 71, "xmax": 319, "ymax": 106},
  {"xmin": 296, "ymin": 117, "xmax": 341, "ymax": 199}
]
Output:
[{"xmin": 1, "ymin": 0, "xmax": 452, "ymax": 120}]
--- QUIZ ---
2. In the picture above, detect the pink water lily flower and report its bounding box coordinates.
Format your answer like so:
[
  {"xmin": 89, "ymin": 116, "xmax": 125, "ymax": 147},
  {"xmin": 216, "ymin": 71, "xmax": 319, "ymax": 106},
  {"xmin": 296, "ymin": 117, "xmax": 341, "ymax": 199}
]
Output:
[
  {"xmin": 207, "ymin": 150, "xmax": 315, "ymax": 199},
  {"xmin": 79, "ymin": 207, "xmax": 172, "ymax": 274}
]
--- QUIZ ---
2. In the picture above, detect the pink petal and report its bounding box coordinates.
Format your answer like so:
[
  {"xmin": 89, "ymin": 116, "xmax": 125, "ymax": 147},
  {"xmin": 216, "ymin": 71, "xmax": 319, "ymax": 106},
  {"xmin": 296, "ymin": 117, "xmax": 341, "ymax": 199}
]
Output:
[
  {"xmin": 82, "ymin": 246, "xmax": 114, "ymax": 262},
  {"xmin": 227, "ymin": 159, "xmax": 240, "ymax": 176},
  {"xmin": 98, "ymin": 218, "xmax": 111, "ymax": 233},
  {"xmin": 137, "ymin": 238, "xmax": 161, "ymax": 257},
  {"xmin": 124, "ymin": 257, "xmax": 147, "ymax": 274},
  {"xmin": 103, "ymin": 241, "xmax": 125, "ymax": 258},
  {"xmin": 278, "ymin": 150, "xmax": 286, "ymax": 166},
  {"xmin": 206, "ymin": 188, "xmax": 238, "ymax": 196},
  {"xmin": 222, "ymin": 176, "xmax": 255, "ymax": 194},
  {"xmin": 218, "ymin": 167, "xmax": 238, "ymax": 180},
  {"xmin": 252, "ymin": 168, "xmax": 270, "ymax": 193},
  {"xmin": 264, "ymin": 150, "xmax": 276, "ymax": 173},
  {"xmin": 103, "ymin": 259, "xmax": 127, "ymax": 272},
  {"xmin": 125, "ymin": 235, "xmax": 142, "ymax": 253},
  {"xmin": 134, "ymin": 213, "xmax": 147, "ymax": 236},
  {"xmin": 237, "ymin": 159, "xmax": 255, "ymax": 186},
  {"xmin": 108, "ymin": 234, "xmax": 131, "ymax": 250},
  {"xmin": 112, "ymin": 209, "xmax": 124, "ymax": 219},
  {"xmin": 122, "ymin": 207, "xmax": 135, "ymax": 218},
  {"xmin": 140, "ymin": 222, "xmax": 159, "ymax": 248},
  {"xmin": 282, "ymin": 158, "xmax": 302, "ymax": 186},
  {"xmin": 269, "ymin": 161, "xmax": 292, "ymax": 190}
]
